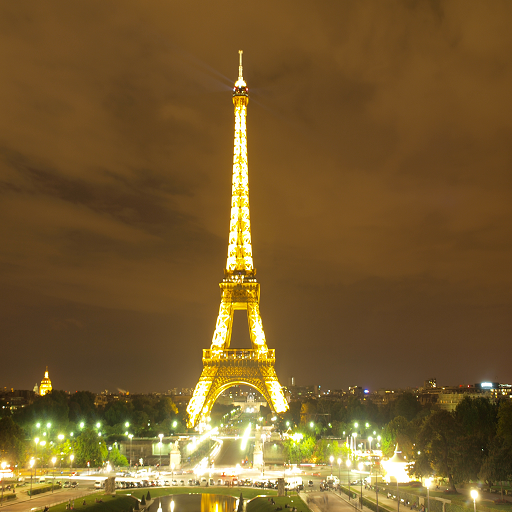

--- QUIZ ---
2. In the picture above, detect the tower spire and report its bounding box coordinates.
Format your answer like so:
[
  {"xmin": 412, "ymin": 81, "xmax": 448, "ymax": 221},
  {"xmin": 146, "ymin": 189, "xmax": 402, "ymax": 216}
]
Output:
[
  {"xmin": 235, "ymin": 50, "xmax": 246, "ymax": 88},
  {"xmin": 227, "ymin": 50, "xmax": 252, "ymax": 274}
]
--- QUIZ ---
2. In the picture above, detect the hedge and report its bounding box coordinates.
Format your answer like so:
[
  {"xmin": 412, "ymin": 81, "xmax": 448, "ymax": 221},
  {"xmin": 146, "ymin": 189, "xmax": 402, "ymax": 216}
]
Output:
[
  {"xmin": 0, "ymin": 493, "xmax": 17, "ymax": 503},
  {"xmin": 28, "ymin": 483, "xmax": 62, "ymax": 496}
]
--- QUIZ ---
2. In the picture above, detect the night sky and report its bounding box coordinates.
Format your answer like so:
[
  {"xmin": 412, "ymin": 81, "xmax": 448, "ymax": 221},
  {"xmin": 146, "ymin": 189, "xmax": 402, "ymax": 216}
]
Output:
[{"xmin": 1, "ymin": 1, "xmax": 511, "ymax": 394}]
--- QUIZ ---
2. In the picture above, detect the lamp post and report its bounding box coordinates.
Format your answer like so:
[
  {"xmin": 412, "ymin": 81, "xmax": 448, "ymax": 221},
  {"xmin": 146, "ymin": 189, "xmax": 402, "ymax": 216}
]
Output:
[
  {"xmin": 470, "ymin": 489, "xmax": 478, "ymax": 512},
  {"xmin": 70, "ymin": 454, "xmax": 74, "ymax": 475},
  {"xmin": 128, "ymin": 434, "xmax": 133, "ymax": 467},
  {"xmin": 425, "ymin": 478, "xmax": 431, "ymax": 512},
  {"xmin": 261, "ymin": 434, "xmax": 266, "ymax": 477},
  {"xmin": 376, "ymin": 479, "xmax": 379, "ymax": 512},
  {"xmin": 347, "ymin": 459, "xmax": 352, "ymax": 498},
  {"xmin": 337, "ymin": 458, "xmax": 341, "ymax": 487},
  {"xmin": 34, "ymin": 438, "xmax": 39, "ymax": 478},
  {"xmin": 397, "ymin": 476, "xmax": 400, "ymax": 512},
  {"xmin": 359, "ymin": 462, "xmax": 364, "ymax": 509},
  {"xmin": 352, "ymin": 433, "xmax": 357, "ymax": 457},
  {"xmin": 330, "ymin": 455, "xmax": 334, "ymax": 477},
  {"xmin": 51, "ymin": 457, "xmax": 57, "ymax": 493},
  {"xmin": 29, "ymin": 459, "xmax": 34, "ymax": 498},
  {"xmin": 158, "ymin": 434, "xmax": 163, "ymax": 472},
  {"xmin": 368, "ymin": 436, "xmax": 373, "ymax": 453},
  {"xmin": 1, "ymin": 461, "xmax": 7, "ymax": 505}
]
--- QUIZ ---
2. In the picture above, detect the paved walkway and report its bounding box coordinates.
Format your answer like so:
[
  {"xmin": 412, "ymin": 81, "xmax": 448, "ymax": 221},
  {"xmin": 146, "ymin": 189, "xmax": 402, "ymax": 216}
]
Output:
[{"xmin": 0, "ymin": 486, "xmax": 98, "ymax": 512}]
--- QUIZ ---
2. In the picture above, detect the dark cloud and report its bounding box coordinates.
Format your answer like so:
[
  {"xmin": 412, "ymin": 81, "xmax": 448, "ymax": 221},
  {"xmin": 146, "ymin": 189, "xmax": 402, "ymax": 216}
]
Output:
[{"xmin": 0, "ymin": 0, "xmax": 511, "ymax": 393}]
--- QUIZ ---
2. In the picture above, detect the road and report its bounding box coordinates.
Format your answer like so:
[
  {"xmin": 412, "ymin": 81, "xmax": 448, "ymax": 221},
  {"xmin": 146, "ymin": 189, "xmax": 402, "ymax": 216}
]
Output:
[{"xmin": 212, "ymin": 438, "xmax": 250, "ymax": 467}]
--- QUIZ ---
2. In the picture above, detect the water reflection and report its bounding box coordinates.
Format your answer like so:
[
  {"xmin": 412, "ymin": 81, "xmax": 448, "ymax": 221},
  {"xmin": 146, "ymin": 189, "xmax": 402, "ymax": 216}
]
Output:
[{"xmin": 148, "ymin": 494, "xmax": 238, "ymax": 512}]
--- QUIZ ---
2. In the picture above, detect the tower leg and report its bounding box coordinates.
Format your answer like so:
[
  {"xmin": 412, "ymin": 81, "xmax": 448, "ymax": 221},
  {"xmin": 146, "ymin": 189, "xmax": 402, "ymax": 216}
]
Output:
[
  {"xmin": 211, "ymin": 300, "xmax": 234, "ymax": 351},
  {"xmin": 247, "ymin": 302, "xmax": 268, "ymax": 353}
]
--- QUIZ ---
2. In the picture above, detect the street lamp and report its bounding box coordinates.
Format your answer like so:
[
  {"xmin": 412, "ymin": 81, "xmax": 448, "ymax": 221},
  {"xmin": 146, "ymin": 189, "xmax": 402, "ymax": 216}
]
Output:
[
  {"xmin": 347, "ymin": 459, "xmax": 352, "ymax": 498},
  {"xmin": 1, "ymin": 461, "xmax": 6, "ymax": 504},
  {"xmin": 470, "ymin": 489, "xmax": 478, "ymax": 512},
  {"xmin": 51, "ymin": 457, "xmax": 57, "ymax": 492},
  {"xmin": 29, "ymin": 459, "xmax": 34, "ymax": 498},
  {"xmin": 70, "ymin": 454, "xmax": 74, "ymax": 474},
  {"xmin": 425, "ymin": 478, "xmax": 432, "ymax": 512},
  {"xmin": 330, "ymin": 455, "xmax": 334, "ymax": 477},
  {"xmin": 261, "ymin": 434, "xmax": 266, "ymax": 477},
  {"xmin": 128, "ymin": 434, "xmax": 133, "ymax": 467},
  {"xmin": 358, "ymin": 462, "xmax": 364, "ymax": 509},
  {"xmin": 34, "ymin": 438, "xmax": 39, "ymax": 478},
  {"xmin": 352, "ymin": 433, "xmax": 357, "ymax": 456},
  {"xmin": 158, "ymin": 434, "xmax": 163, "ymax": 471}
]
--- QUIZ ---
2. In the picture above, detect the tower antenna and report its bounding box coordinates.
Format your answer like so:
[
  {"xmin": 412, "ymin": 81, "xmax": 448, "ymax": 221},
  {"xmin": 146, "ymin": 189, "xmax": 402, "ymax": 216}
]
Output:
[{"xmin": 238, "ymin": 50, "xmax": 243, "ymax": 81}]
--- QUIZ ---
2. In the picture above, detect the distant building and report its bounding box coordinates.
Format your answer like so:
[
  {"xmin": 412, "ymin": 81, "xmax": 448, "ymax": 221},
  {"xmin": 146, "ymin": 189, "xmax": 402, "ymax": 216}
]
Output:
[
  {"xmin": 424, "ymin": 378, "xmax": 437, "ymax": 389},
  {"xmin": 39, "ymin": 366, "xmax": 52, "ymax": 396}
]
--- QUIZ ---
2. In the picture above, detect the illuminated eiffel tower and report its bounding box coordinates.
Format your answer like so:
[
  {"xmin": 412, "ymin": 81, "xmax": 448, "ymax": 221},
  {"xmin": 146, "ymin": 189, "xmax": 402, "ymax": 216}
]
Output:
[{"xmin": 187, "ymin": 51, "xmax": 289, "ymax": 428}]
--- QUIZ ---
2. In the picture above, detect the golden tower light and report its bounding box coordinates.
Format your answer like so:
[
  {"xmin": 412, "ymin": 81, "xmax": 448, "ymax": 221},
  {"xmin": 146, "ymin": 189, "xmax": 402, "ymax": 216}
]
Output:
[{"xmin": 187, "ymin": 52, "xmax": 288, "ymax": 428}]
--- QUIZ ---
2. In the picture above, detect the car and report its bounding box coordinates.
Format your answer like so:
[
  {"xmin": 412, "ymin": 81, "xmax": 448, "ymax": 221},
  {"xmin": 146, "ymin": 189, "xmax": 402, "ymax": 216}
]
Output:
[
  {"xmin": 172, "ymin": 480, "xmax": 178, "ymax": 486},
  {"xmin": 308, "ymin": 480, "xmax": 314, "ymax": 487},
  {"xmin": 187, "ymin": 479, "xmax": 193, "ymax": 485},
  {"xmin": 64, "ymin": 481, "xmax": 71, "ymax": 488},
  {"xmin": 320, "ymin": 482, "xmax": 328, "ymax": 491},
  {"xmin": 217, "ymin": 479, "xmax": 223, "ymax": 486},
  {"xmin": 71, "ymin": 482, "xmax": 78, "ymax": 488},
  {"xmin": 179, "ymin": 480, "xmax": 185, "ymax": 486}
]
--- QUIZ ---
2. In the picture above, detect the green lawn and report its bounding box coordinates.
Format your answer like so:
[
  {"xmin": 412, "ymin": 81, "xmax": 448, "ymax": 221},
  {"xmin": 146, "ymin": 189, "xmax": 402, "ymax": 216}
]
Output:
[
  {"xmin": 246, "ymin": 495, "xmax": 308, "ymax": 512},
  {"xmin": 36, "ymin": 494, "xmax": 137, "ymax": 512}
]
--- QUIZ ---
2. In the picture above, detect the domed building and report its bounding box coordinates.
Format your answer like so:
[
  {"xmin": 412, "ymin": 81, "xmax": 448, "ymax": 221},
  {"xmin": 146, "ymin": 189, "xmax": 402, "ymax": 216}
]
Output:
[{"xmin": 39, "ymin": 366, "xmax": 52, "ymax": 396}]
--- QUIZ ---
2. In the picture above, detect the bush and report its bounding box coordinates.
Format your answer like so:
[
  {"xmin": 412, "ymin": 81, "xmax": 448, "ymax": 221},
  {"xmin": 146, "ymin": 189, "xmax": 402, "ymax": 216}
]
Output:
[
  {"xmin": 28, "ymin": 484, "xmax": 61, "ymax": 496},
  {"xmin": 0, "ymin": 494, "xmax": 17, "ymax": 503}
]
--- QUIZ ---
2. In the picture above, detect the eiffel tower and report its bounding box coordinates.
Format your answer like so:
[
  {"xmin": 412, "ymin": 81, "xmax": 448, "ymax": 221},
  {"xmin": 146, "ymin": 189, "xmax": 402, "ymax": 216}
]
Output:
[{"xmin": 187, "ymin": 51, "xmax": 289, "ymax": 428}]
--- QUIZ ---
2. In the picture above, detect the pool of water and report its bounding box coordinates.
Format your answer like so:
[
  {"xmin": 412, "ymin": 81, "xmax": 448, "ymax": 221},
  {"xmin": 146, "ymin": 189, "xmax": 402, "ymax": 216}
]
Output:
[{"xmin": 148, "ymin": 493, "xmax": 238, "ymax": 512}]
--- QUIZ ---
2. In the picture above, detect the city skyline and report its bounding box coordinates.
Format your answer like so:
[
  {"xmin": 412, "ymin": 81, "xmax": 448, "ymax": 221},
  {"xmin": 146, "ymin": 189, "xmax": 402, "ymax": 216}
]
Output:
[{"xmin": 1, "ymin": 2, "xmax": 511, "ymax": 393}]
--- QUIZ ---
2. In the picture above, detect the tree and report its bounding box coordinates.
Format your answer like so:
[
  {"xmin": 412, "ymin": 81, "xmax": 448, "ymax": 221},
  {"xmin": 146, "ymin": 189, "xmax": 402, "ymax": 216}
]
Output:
[
  {"xmin": 68, "ymin": 391, "xmax": 97, "ymax": 424},
  {"xmin": 392, "ymin": 393, "xmax": 423, "ymax": 422},
  {"xmin": 104, "ymin": 401, "xmax": 134, "ymax": 427},
  {"xmin": 108, "ymin": 446, "xmax": 128, "ymax": 467},
  {"xmin": 381, "ymin": 416, "xmax": 415, "ymax": 459},
  {"xmin": 415, "ymin": 410, "xmax": 459, "ymax": 490},
  {"xmin": 0, "ymin": 417, "xmax": 25, "ymax": 465},
  {"xmin": 479, "ymin": 400, "xmax": 512, "ymax": 498},
  {"xmin": 479, "ymin": 440, "xmax": 512, "ymax": 499},
  {"xmin": 73, "ymin": 428, "xmax": 107, "ymax": 467}
]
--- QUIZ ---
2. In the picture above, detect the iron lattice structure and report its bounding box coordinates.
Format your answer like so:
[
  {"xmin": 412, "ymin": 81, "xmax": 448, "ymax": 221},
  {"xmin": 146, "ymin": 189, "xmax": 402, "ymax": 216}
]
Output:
[{"xmin": 187, "ymin": 51, "xmax": 289, "ymax": 428}]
